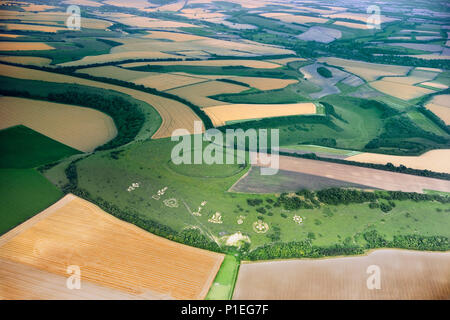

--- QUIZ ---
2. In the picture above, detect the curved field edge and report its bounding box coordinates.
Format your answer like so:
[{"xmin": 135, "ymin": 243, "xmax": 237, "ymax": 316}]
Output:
[
  {"xmin": 0, "ymin": 194, "xmax": 224, "ymax": 300},
  {"xmin": 56, "ymin": 137, "xmax": 450, "ymax": 258},
  {"xmin": 0, "ymin": 75, "xmax": 161, "ymax": 150},
  {"xmin": 0, "ymin": 96, "xmax": 118, "ymax": 153},
  {"xmin": 0, "ymin": 63, "xmax": 202, "ymax": 140}
]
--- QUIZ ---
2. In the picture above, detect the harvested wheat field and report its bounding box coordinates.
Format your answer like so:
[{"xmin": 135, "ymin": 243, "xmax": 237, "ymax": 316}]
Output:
[
  {"xmin": 21, "ymin": 4, "xmax": 56, "ymax": 12},
  {"xmin": 59, "ymin": 51, "xmax": 179, "ymax": 67},
  {"xmin": 346, "ymin": 149, "xmax": 450, "ymax": 174},
  {"xmin": 62, "ymin": 0, "xmax": 103, "ymax": 7},
  {"xmin": 370, "ymin": 80, "xmax": 434, "ymax": 100},
  {"xmin": 233, "ymin": 249, "xmax": 450, "ymax": 300},
  {"xmin": 0, "ymin": 11, "xmax": 112, "ymax": 30},
  {"xmin": 167, "ymin": 80, "xmax": 248, "ymax": 108},
  {"xmin": 426, "ymin": 94, "xmax": 450, "ymax": 124},
  {"xmin": 133, "ymin": 73, "xmax": 208, "ymax": 91},
  {"xmin": 204, "ymin": 103, "xmax": 316, "ymax": 127},
  {"xmin": 332, "ymin": 21, "xmax": 369, "ymax": 29},
  {"xmin": 0, "ymin": 194, "xmax": 224, "ymax": 300},
  {"xmin": 0, "ymin": 23, "xmax": 66, "ymax": 33},
  {"xmin": 143, "ymin": 31, "xmax": 208, "ymax": 42},
  {"xmin": 0, "ymin": 33, "xmax": 22, "ymax": 38},
  {"xmin": 421, "ymin": 82, "xmax": 448, "ymax": 90},
  {"xmin": 0, "ymin": 55, "xmax": 51, "ymax": 66},
  {"xmin": 0, "ymin": 96, "xmax": 117, "ymax": 152},
  {"xmin": 104, "ymin": 14, "xmax": 198, "ymax": 29},
  {"xmin": 257, "ymin": 154, "xmax": 450, "ymax": 193},
  {"xmin": 76, "ymin": 65, "xmax": 152, "ymax": 81},
  {"xmin": 0, "ymin": 63, "xmax": 201, "ymax": 139},
  {"xmin": 122, "ymin": 59, "xmax": 282, "ymax": 69},
  {"xmin": 317, "ymin": 57, "xmax": 411, "ymax": 81},
  {"xmin": 0, "ymin": 258, "xmax": 149, "ymax": 300},
  {"xmin": 0, "ymin": 42, "xmax": 54, "ymax": 51}
]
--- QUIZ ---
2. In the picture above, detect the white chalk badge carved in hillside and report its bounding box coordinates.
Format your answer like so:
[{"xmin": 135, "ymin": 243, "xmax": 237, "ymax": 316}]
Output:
[{"xmin": 171, "ymin": 121, "xmax": 279, "ymax": 176}]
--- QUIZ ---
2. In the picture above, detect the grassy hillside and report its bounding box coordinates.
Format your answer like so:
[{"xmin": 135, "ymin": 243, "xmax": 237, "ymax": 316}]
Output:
[{"xmin": 0, "ymin": 169, "xmax": 63, "ymax": 235}]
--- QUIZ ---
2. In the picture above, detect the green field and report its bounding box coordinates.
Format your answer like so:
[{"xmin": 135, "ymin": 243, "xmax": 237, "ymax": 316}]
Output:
[
  {"xmin": 0, "ymin": 125, "xmax": 80, "ymax": 169},
  {"xmin": 0, "ymin": 169, "xmax": 63, "ymax": 235},
  {"xmin": 206, "ymin": 255, "xmax": 240, "ymax": 300},
  {"xmin": 0, "ymin": 123, "xmax": 80, "ymax": 235},
  {"xmin": 52, "ymin": 137, "xmax": 450, "ymax": 251}
]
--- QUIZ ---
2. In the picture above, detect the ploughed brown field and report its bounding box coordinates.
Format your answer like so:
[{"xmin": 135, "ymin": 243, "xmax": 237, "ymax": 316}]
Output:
[
  {"xmin": 233, "ymin": 249, "xmax": 450, "ymax": 300},
  {"xmin": 257, "ymin": 154, "xmax": 450, "ymax": 193},
  {"xmin": 0, "ymin": 195, "xmax": 224, "ymax": 300}
]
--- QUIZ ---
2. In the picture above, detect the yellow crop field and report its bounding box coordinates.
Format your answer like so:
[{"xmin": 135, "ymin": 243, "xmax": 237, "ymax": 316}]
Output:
[
  {"xmin": 0, "ymin": 63, "xmax": 202, "ymax": 139},
  {"xmin": 381, "ymin": 68, "xmax": 439, "ymax": 85},
  {"xmin": 234, "ymin": 249, "xmax": 450, "ymax": 299},
  {"xmin": 261, "ymin": 12, "xmax": 328, "ymax": 24},
  {"xmin": 0, "ymin": 41, "xmax": 54, "ymax": 51},
  {"xmin": 0, "ymin": 23, "xmax": 65, "ymax": 33},
  {"xmin": 228, "ymin": 76, "xmax": 298, "ymax": 90},
  {"xmin": 77, "ymin": 66, "xmax": 208, "ymax": 91},
  {"xmin": 122, "ymin": 59, "xmax": 282, "ymax": 69},
  {"xmin": 76, "ymin": 66, "xmax": 152, "ymax": 81},
  {"xmin": 133, "ymin": 73, "xmax": 207, "ymax": 91},
  {"xmin": 21, "ymin": 4, "xmax": 56, "ymax": 11},
  {"xmin": 110, "ymin": 36, "xmax": 293, "ymax": 57},
  {"xmin": 421, "ymin": 82, "xmax": 448, "ymax": 90},
  {"xmin": 426, "ymin": 94, "xmax": 450, "ymax": 125},
  {"xmin": 346, "ymin": 149, "xmax": 450, "ymax": 174},
  {"xmin": 317, "ymin": 57, "xmax": 411, "ymax": 81},
  {"xmin": 0, "ymin": 96, "xmax": 117, "ymax": 152},
  {"xmin": 333, "ymin": 21, "xmax": 368, "ymax": 29},
  {"xmin": 144, "ymin": 31, "xmax": 208, "ymax": 42},
  {"xmin": 0, "ymin": 55, "xmax": 51, "ymax": 66},
  {"xmin": 370, "ymin": 80, "xmax": 434, "ymax": 100},
  {"xmin": 0, "ymin": 33, "xmax": 22, "ymax": 38},
  {"xmin": 167, "ymin": 80, "xmax": 248, "ymax": 108},
  {"xmin": 103, "ymin": 0, "xmax": 156, "ymax": 9},
  {"xmin": 0, "ymin": 11, "xmax": 112, "ymax": 30},
  {"xmin": 0, "ymin": 195, "xmax": 224, "ymax": 300},
  {"xmin": 62, "ymin": 0, "xmax": 104, "ymax": 7},
  {"xmin": 203, "ymin": 103, "xmax": 317, "ymax": 127},
  {"xmin": 106, "ymin": 14, "xmax": 199, "ymax": 28},
  {"xmin": 59, "ymin": 51, "xmax": 179, "ymax": 67}
]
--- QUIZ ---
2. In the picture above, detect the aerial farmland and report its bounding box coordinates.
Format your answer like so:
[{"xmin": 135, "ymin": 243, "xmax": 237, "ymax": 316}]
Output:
[{"xmin": 0, "ymin": 0, "xmax": 449, "ymax": 306}]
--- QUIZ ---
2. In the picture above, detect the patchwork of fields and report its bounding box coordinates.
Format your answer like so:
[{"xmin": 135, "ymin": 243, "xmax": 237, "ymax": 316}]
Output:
[{"xmin": 0, "ymin": 0, "xmax": 449, "ymax": 301}]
